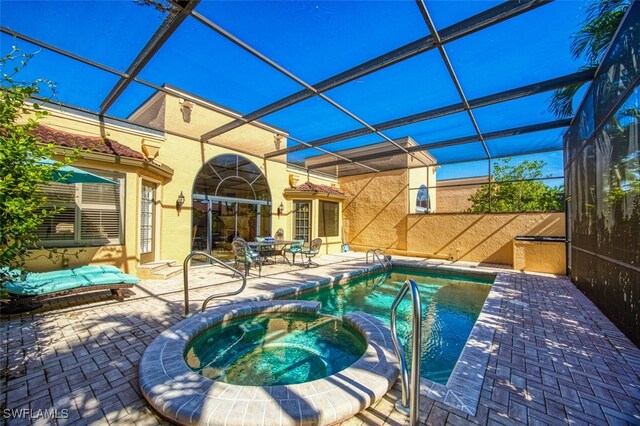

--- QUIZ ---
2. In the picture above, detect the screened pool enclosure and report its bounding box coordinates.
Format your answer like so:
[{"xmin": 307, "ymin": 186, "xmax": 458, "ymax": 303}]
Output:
[
  {"xmin": 2, "ymin": 0, "xmax": 594, "ymax": 194},
  {"xmin": 1, "ymin": 0, "xmax": 638, "ymax": 342}
]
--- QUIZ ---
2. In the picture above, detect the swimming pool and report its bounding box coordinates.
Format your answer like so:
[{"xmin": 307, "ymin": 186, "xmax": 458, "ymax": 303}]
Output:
[{"xmin": 284, "ymin": 267, "xmax": 493, "ymax": 384}]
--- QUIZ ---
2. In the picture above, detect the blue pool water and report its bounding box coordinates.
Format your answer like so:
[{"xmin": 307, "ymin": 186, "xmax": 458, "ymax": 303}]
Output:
[
  {"xmin": 284, "ymin": 267, "xmax": 493, "ymax": 384},
  {"xmin": 185, "ymin": 313, "xmax": 366, "ymax": 386}
]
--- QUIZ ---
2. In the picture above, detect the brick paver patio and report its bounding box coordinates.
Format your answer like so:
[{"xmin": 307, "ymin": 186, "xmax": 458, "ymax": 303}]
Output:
[{"xmin": 1, "ymin": 254, "xmax": 639, "ymax": 425}]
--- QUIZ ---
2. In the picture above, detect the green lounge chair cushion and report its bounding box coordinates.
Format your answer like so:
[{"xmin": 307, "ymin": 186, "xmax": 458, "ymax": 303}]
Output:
[
  {"xmin": 72, "ymin": 265, "xmax": 123, "ymax": 275},
  {"xmin": 24, "ymin": 269, "xmax": 76, "ymax": 282},
  {"xmin": 83, "ymin": 272, "xmax": 139, "ymax": 285},
  {"xmin": 5, "ymin": 276, "xmax": 90, "ymax": 295},
  {"xmin": 3, "ymin": 266, "xmax": 139, "ymax": 296}
]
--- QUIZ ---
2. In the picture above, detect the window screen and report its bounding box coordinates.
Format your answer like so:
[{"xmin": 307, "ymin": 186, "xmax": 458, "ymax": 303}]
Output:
[{"xmin": 318, "ymin": 201, "xmax": 339, "ymax": 237}]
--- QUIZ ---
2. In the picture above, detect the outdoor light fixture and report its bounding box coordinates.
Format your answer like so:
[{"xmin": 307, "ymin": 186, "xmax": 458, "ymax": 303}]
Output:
[
  {"xmin": 176, "ymin": 191, "xmax": 186, "ymax": 213},
  {"xmin": 277, "ymin": 202, "xmax": 284, "ymax": 217}
]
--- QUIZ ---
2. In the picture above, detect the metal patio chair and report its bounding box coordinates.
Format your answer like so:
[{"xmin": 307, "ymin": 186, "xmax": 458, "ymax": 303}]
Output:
[
  {"xmin": 300, "ymin": 238, "xmax": 322, "ymax": 268},
  {"xmin": 231, "ymin": 238, "xmax": 262, "ymax": 277}
]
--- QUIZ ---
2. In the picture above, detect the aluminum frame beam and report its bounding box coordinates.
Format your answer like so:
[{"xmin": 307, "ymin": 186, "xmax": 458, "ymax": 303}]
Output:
[
  {"xmin": 265, "ymin": 70, "xmax": 593, "ymax": 159},
  {"xmin": 416, "ymin": 0, "xmax": 491, "ymax": 159},
  {"xmin": 0, "ymin": 26, "xmax": 127, "ymax": 78},
  {"xmin": 190, "ymin": 6, "xmax": 429, "ymax": 166},
  {"xmin": 306, "ymin": 119, "xmax": 571, "ymax": 170},
  {"xmin": 99, "ymin": 0, "xmax": 200, "ymax": 115},
  {"xmin": 0, "ymin": 26, "xmax": 379, "ymax": 174},
  {"xmin": 1, "ymin": 26, "xmax": 296, "ymax": 137},
  {"xmin": 200, "ymin": 0, "xmax": 549, "ymax": 141}
]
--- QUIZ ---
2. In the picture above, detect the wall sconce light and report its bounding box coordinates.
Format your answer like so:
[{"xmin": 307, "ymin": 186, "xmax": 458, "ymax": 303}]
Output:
[
  {"xmin": 176, "ymin": 191, "xmax": 186, "ymax": 214},
  {"xmin": 277, "ymin": 202, "xmax": 284, "ymax": 217}
]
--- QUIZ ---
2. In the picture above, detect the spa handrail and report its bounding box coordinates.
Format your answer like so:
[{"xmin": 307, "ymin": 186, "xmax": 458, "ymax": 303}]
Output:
[
  {"xmin": 390, "ymin": 279, "xmax": 422, "ymax": 426},
  {"xmin": 182, "ymin": 251, "xmax": 247, "ymax": 317},
  {"xmin": 366, "ymin": 248, "xmax": 390, "ymax": 272}
]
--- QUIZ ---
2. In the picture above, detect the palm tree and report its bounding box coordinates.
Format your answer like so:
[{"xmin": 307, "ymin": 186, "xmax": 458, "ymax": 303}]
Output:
[{"xmin": 549, "ymin": 0, "xmax": 631, "ymax": 118}]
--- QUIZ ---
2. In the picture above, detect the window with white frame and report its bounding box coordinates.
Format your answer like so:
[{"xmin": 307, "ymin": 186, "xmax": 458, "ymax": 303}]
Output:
[
  {"xmin": 293, "ymin": 201, "xmax": 311, "ymax": 243},
  {"xmin": 35, "ymin": 171, "xmax": 124, "ymax": 246}
]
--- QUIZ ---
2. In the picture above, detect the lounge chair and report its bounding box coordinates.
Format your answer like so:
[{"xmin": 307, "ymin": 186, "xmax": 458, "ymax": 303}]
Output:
[
  {"xmin": 1, "ymin": 265, "xmax": 139, "ymax": 310},
  {"xmin": 300, "ymin": 238, "xmax": 322, "ymax": 268}
]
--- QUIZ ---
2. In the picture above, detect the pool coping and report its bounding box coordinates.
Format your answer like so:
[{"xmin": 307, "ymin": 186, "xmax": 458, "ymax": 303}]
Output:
[
  {"xmin": 139, "ymin": 300, "xmax": 400, "ymax": 425},
  {"xmin": 267, "ymin": 259, "xmax": 502, "ymax": 417},
  {"xmin": 392, "ymin": 260, "xmax": 500, "ymax": 415}
]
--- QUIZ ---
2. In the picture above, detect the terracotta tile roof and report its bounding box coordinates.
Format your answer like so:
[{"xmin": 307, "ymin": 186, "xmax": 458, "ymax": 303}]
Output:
[
  {"xmin": 32, "ymin": 126, "xmax": 146, "ymax": 160},
  {"xmin": 293, "ymin": 181, "xmax": 344, "ymax": 195}
]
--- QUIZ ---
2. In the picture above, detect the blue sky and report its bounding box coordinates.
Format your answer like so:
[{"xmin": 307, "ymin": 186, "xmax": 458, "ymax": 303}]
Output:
[{"xmin": 0, "ymin": 0, "xmax": 591, "ymax": 179}]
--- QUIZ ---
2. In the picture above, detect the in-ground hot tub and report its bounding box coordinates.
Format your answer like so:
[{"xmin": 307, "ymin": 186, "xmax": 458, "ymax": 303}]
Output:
[
  {"xmin": 139, "ymin": 301, "xmax": 399, "ymax": 426},
  {"xmin": 185, "ymin": 312, "xmax": 366, "ymax": 387}
]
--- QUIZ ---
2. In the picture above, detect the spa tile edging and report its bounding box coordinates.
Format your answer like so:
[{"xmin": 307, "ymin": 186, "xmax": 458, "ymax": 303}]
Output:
[{"xmin": 139, "ymin": 300, "xmax": 399, "ymax": 426}]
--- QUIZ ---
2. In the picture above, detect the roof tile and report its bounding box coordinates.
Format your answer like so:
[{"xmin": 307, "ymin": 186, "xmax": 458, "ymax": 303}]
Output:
[
  {"xmin": 293, "ymin": 181, "xmax": 344, "ymax": 195},
  {"xmin": 32, "ymin": 126, "xmax": 146, "ymax": 160}
]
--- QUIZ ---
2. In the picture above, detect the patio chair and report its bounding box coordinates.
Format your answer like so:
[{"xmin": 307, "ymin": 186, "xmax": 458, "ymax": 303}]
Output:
[
  {"xmin": 300, "ymin": 238, "xmax": 322, "ymax": 268},
  {"xmin": 283, "ymin": 239, "xmax": 305, "ymax": 266},
  {"xmin": 1, "ymin": 265, "xmax": 139, "ymax": 312},
  {"xmin": 231, "ymin": 238, "xmax": 262, "ymax": 277}
]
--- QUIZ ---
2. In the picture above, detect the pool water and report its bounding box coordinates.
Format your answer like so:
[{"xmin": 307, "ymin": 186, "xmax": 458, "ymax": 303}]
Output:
[
  {"xmin": 284, "ymin": 267, "xmax": 493, "ymax": 384},
  {"xmin": 184, "ymin": 313, "xmax": 366, "ymax": 386}
]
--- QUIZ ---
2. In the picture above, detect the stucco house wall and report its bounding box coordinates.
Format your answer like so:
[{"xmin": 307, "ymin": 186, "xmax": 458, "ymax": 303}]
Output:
[{"xmin": 22, "ymin": 90, "xmax": 343, "ymax": 276}]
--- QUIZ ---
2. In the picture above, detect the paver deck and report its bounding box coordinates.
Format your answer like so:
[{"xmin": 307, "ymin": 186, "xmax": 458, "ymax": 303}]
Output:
[{"xmin": 1, "ymin": 253, "xmax": 639, "ymax": 425}]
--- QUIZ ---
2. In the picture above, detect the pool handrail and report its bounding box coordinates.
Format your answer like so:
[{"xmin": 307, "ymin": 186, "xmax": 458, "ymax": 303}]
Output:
[
  {"xmin": 390, "ymin": 278, "xmax": 422, "ymax": 426},
  {"xmin": 182, "ymin": 251, "xmax": 247, "ymax": 317},
  {"xmin": 366, "ymin": 248, "xmax": 391, "ymax": 272}
]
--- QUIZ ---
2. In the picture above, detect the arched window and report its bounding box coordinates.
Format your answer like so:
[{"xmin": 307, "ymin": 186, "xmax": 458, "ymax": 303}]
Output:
[
  {"xmin": 416, "ymin": 185, "xmax": 429, "ymax": 213},
  {"xmin": 192, "ymin": 154, "xmax": 271, "ymax": 253},
  {"xmin": 192, "ymin": 154, "xmax": 270, "ymax": 201}
]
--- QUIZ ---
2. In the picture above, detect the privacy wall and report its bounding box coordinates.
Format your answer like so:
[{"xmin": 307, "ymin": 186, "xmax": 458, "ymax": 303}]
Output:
[
  {"xmin": 564, "ymin": 4, "xmax": 639, "ymax": 345},
  {"xmin": 340, "ymin": 169, "xmax": 565, "ymax": 271}
]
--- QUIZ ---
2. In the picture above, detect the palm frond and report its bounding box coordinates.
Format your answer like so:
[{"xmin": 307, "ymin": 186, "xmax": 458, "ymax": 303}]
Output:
[{"xmin": 549, "ymin": 82, "xmax": 586, "ymax": 118}]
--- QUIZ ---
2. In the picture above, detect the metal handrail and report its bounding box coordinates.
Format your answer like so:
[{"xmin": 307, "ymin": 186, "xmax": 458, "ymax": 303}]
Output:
[
  {"xmin": 366, "ymin": 248, "xmax": 390, "ymax": 272},
  {"xmin": 182, "ymin": 251, "xmax": 247, "ymax": 317},
  {"xmin": 390, "ymin": 279, "xmax": 422, "ymax": 426}
]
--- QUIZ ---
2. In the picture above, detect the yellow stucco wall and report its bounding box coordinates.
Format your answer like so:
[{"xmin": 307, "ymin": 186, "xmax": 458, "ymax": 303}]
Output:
[
  {"xmin": 436, "ymin": 184, "xmax": 481, "ymax": 213},
  {"xmin": 513, "ymin": 240, "xmax": 566, "ymax": 274},
  {"xmin": 341, "ymin": 169, "xmax": 409, "ymax": 251},
  {"xmin": 340, "ymin": 169, "xmax": 566, "ymax": 270},
  {"xmin": 405, "ymin": 212, "xmax": 565, "ymax": 265},
  {"xmin": 22, "ymin": 111, "xmax": 168, "ymax": 275},
  {"xmin": 21, "ymin": 96, "xmax": 342, "ymax": 275}
]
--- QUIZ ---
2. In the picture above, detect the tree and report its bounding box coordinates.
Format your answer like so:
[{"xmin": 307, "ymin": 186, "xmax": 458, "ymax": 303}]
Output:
[
  {"xmin": 0, "ymin": 48, "xmax": 72, "ymax": 269},
  {"xmin": 467, "ymin": 158, "xmax": 564, "ymax": 213},
  {"xmin": 549, "ymin": 0, "xmax": 631, "ymax": 117}
]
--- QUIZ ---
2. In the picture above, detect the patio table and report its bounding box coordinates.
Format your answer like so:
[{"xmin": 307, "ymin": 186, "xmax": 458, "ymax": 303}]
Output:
[{"xmin": 247, "ymin": 240, "xmax": 298, "ymax": 265}]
